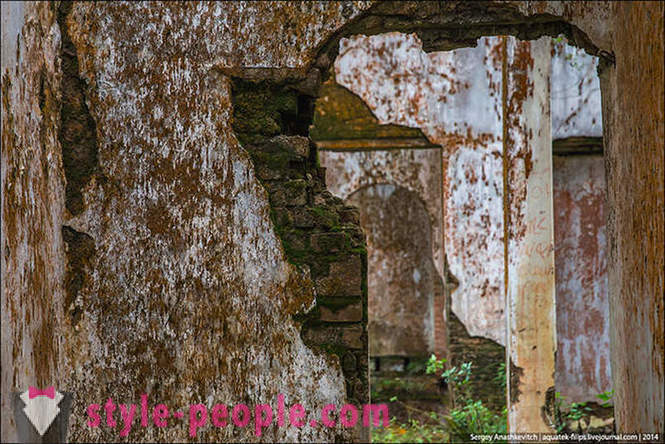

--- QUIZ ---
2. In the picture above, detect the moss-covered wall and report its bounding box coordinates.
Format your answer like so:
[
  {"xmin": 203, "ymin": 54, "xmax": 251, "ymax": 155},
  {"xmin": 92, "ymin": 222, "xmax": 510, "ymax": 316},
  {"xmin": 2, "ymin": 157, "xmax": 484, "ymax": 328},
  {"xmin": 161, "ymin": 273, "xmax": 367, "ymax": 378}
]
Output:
[{"xmin": 230, "ymin": 79, "xmax": 370, "ymax": 439}]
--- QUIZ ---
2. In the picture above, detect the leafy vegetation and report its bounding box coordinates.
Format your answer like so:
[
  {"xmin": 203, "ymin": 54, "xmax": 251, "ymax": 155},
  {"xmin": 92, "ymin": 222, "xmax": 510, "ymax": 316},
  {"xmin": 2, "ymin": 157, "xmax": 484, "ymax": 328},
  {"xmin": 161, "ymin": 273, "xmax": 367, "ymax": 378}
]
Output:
[
  {"xmin": 371, "ymin": 416, "xmax": 448, "ymax": 443},
  {"xmin": 371, "ymin": 355, "xmax": 507, "ymax": 442},
  {"xmin": 596, "ymin": 389, "xmax": 614, "ymax": 408},
  {"xmin": 548, "ymin": 389, "xmax": 614, "ymax": 433}
]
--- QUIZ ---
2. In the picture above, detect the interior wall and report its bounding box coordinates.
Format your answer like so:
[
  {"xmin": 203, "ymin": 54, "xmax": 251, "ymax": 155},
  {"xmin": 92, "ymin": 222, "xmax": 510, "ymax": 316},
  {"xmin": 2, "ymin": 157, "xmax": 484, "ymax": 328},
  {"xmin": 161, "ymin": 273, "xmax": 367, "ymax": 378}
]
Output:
[
  {"xmin": 2, "ymin": 1, "xmax": 662, "ymax": 439},
  {"xmin": 347, "ymin": 184, "xmax": 441, "ymax": 357},
  {"xmin": 600, "ymin": 2, "xmax": 664, "ymax": 433},
  {"xmin": 553, "ymin": 154, "xmax": 611, "ymax": 403}
]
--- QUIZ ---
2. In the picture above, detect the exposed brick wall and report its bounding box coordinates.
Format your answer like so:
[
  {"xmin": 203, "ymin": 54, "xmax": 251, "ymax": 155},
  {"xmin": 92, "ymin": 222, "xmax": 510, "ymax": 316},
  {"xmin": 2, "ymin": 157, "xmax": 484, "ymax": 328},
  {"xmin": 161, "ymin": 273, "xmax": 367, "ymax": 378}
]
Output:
[
  {"xmin": 230, "ymin": 79, "xmax": 369, "ymax": 417},
  {"xmin": 433, "ymin": 289, "xmax": 447, "ymax": 359},
  {"xmin": 447, "ymin": 311, "xmax": 506, "ymax": 412}
]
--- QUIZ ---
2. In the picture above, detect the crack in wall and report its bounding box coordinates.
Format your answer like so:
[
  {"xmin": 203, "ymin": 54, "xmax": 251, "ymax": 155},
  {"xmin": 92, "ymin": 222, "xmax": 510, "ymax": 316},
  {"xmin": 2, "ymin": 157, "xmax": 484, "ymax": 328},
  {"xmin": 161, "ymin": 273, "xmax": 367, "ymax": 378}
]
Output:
[
  {"xmin": 61, "ymin": 226, "xmax": 95, "ymax": 328},
  {"xmin": 57, "ymin": 1, "xmax": 98, "ymax": 216}
]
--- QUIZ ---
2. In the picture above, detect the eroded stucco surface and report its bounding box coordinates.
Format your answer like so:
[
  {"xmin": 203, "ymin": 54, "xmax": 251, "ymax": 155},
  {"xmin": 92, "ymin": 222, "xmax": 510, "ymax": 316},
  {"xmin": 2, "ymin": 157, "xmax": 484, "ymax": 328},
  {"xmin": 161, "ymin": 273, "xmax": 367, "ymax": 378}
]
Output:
[
  {"xmin": 1, "ymin": 2, "xmax": 66, "ymax": 440},
  {"xmin": 553, "ymin": 155, "xmax": 610, "ymax": 403},
  {"xmin": 333, "ymin": 33, "xmax": 507, "ymax": 345},
  {"xmin": 347, "ymin": 184, "xmax": 441, "ymax": 357},
  {"xmin": 319, "ymin": 150, "xmax": 444, "ymax": 282},
  {"xmin": 503, "ymin": 37, "xmax": 556, "ymax": 433},
  {"xmin": 2, "ymin": 1, "xmax": 663, "ymax": 440},
  {"xmin": 318, "ymin": 147, "xmax": 446, "ymax": 356},
  {"xmin": 601, "ymin": 1, "xmax": 664, "ymax": 433},
  {"xmin": 327, "ymin": 30, "xmax": 610, "ymax": 406},
  {"xmin": 3, "ymin": 2, "xmax": 377, "ymax": 442},
  {"xmin": 60, "ymin": 3, "xmax": 368, "ymax": 442}
]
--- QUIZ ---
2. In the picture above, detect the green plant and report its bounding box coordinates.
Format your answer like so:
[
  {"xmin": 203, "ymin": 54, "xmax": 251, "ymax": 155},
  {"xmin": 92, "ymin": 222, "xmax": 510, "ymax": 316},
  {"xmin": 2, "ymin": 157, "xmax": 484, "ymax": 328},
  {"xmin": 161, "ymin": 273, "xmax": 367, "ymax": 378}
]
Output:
[
  {"xmin": 445, "ymin": 401, "xmax": 507, "ymax": 442},
  {"xmin": 549, "ymin": 391, "xmax": 600, "ymax": 433},
  {"xmin": 371, "ymin": 416, "xmax": 448, "ymax": 443},
  {"xmin": 595, "ymin": 389, "xmax": 614, "ymax": 408},
  {"xmin": 424, "ymin": 355, "xmax": 507, "ymax": 441},
  {"xmin": 568, "ymin": 402, "xmax": 592, "ymax": 422},
  {"xmin": 493, "ymin": 362, "xmax": 506, "ymax": 392},
  {"xmin": 425, "ymin": 354, "xmax": 446, "ymax": 375},
  {"xmin": 425, "ymin": 355, "xmax": 472, "ymax": 409}
]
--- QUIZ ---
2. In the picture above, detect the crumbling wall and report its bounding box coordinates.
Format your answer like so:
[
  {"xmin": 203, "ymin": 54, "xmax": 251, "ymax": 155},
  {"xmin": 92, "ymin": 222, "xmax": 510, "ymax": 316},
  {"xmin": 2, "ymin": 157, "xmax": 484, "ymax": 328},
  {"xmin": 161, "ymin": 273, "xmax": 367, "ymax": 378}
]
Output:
[
  {"xmin": 330, "ymin": 28, "xmax": 614, "ymax": 404},
  {"xmin": 324, "ymin": 29, "xmax": 613, "ymax": 431},
  {"xmin": 3, "ymin": 2, "xmax": 374, "ymax": 442},
  {"xmin": 319, "ymin": 149, "xmax": 446, "ymax": 357},
  {"xmin": 58, "ymin": 3, "xmax": 373, "ymax": 442},
  {"xmin": 333, "ymin": 33, "xmax": 508, "ymax": 346},
  {"xmin": 313, "ymin": 70, "xmax": 447, "ymax": 358},
  {"xmin": 599, "ymin": 2, "xmax": 664, "ymax": 433},
  {"xmin": 550, "ymin": 36, "xmax": 610, "ymax": 404},
  {"xmin": 2, "ymin": 1, "xmax": 663, "ymax": 439},
  {"xmin": 230, "ymin": 80, "xmax": 369, "ymax": 438},
  {"xmin": 1, "ymin": 2, "xmax": 66, "ymax": 440},
  {"xmin": 448, "ymin": 312, "xmax": 506, "ymax": 412}
]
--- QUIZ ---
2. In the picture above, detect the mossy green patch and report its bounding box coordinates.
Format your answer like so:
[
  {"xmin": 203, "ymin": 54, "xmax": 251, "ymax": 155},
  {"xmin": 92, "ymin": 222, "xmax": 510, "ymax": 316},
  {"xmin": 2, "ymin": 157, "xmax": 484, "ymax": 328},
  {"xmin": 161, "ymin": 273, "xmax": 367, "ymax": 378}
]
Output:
[{"xmin": 231, "ymin": 79, "xmax": 299, "ymax": 146}]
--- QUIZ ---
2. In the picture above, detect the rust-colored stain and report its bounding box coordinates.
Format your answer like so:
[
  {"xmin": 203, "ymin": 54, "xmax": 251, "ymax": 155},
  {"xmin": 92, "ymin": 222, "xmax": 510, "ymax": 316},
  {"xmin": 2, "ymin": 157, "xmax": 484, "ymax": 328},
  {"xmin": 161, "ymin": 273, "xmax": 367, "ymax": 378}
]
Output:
[
  {"xmin": 2, "ymin": 1, "xmax": 663, "ymax": 440},
  {"xmin": 604, "ymin": 1, "xmax": 664, "ymax": 433},
  {"xmin": 505, "ymin": 38, "xmax": 535, "ymax": 245},
  {"xmin": 348, "ymin": 185, "xmax": 441, "ymax": 357},
  {"xmin": 553, "ymin": 155, "xmax": 611, "ymax": 400}
]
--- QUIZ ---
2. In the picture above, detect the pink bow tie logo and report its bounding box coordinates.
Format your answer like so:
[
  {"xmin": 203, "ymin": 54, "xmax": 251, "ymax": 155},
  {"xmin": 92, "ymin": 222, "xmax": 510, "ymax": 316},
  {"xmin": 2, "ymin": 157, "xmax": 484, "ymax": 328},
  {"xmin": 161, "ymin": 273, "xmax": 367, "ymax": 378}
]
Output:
[{"xmin": 28, "ymin": 386, "xmax": 55, "ymax": 399}]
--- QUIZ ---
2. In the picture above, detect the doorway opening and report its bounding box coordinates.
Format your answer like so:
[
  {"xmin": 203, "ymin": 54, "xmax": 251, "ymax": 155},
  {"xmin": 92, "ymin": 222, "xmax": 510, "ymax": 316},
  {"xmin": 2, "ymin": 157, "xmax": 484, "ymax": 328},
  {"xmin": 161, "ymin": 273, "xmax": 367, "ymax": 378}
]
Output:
[
  {"xmin": 310, "ymin": 31, "xmax": 613, "ymax": 439},
  {"xmin": 228, "ymin": 4, "xmax": 619, "ymax": 438}
]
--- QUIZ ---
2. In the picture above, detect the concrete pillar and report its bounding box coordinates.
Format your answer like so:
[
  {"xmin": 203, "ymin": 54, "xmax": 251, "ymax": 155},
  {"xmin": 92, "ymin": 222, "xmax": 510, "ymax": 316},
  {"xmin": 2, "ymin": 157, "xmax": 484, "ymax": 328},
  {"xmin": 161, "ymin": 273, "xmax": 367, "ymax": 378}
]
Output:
[{"xmin": 503, "ymin": 36, "xmax": 556, "ymax": 433}]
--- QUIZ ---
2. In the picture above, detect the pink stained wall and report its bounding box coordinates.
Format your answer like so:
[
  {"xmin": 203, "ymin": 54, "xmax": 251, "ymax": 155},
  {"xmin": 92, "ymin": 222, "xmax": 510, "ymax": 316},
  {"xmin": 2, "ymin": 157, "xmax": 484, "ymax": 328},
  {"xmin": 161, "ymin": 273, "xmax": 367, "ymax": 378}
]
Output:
[{"xmin": 553, "ymin": 154, "xmax": 612, "ymax": 402}]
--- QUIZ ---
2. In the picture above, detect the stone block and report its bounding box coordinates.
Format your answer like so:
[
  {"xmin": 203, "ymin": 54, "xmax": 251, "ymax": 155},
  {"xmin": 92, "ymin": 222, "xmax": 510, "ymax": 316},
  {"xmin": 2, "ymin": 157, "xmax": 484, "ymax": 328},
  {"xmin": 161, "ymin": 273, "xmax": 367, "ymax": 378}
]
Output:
[
  {"xmin": 270, "ymin": 179, "xmax": 308, "ymax": 207},
  {"xmin": 313, "ymin": 190, "xmax": 334, "ymax": 206},
  {"xmin": 271, "ymin": 207, "xmax": 292, "ymax": 227},
  {"xmin": 319, "ymin": 301, "xmax": 362, "ymax": 322},
  {"xmin": 290, "ymin": 207, "xmax": 316, "ymax": 228},
  {"xmin": 310, "ymin": 206, "xmax": 340, "ymax": 229},
  {"xmin": 282, "ymin": 230, "xmax": 305, "ymax": 250},
  {"xmin": 339, "ymin": 206, "xmax": 360, "ymax": 225},
  {"xmin": 303, "ymin": 325, "xmax": 364, "ymax": 350},
  {"xmin": 269, "ymin": 135, "xmax": 310, "ymax": 159},
  {"xmin": 342, "ymin": 352, "xmax": 357, "ymax": 374},
  {"xmin": 310, "ymin": 232, "xmax": 348, "ymax": 253},
  {"xmin": 341, "ymin": 326, "xmax": 364, "ymax": 349},
  {"xmin": 314, "ymin": 256, "xmax": 362, "ymax": 297}
]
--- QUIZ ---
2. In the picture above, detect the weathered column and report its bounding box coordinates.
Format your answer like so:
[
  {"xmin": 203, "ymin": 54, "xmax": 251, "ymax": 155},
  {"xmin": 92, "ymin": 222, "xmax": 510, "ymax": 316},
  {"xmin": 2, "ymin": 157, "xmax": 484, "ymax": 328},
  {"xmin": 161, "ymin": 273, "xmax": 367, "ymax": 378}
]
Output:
[{"xmin": 503, "ymin": 36, "xmax": 556, "ymax": 433}]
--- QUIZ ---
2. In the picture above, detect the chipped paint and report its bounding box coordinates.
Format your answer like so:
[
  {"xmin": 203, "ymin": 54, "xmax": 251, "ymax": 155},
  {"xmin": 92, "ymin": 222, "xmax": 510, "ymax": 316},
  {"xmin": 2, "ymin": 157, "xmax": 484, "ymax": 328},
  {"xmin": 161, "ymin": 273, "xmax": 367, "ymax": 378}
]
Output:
[
  {"xmin": 2, "ymin": 1, "xmax": 662, "ymax": 440},
  {"xmin": 347, "ymin": 184, "xmax": 441, "ymax": 357},
  {"xmin": 328, "ymin": 34, "xmax": 611, "ymax": 429},
  {"xmin": 553, "ymin": 155, "xmax": 611, "ymax": 403},
  {"xmin": 56, "ymin": 3, "xmax": 358, "ymax": 441},
  {"xmin": 503, "ymin": 36, "xmax": 556, "ymax": 433},
  {"xmin": 333, "ymin": 34, "xmax": 507, "ymax": 346}
]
